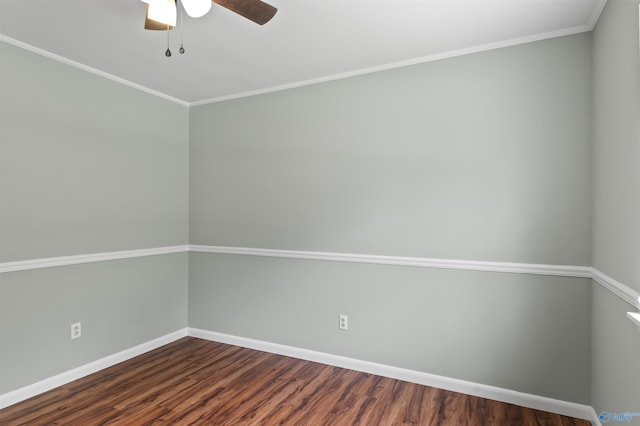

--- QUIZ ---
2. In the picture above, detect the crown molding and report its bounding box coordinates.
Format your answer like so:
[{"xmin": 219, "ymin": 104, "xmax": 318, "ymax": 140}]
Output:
[
  {"xmin": 0, "ymin": 35, "xmax": 190, "ymax": 108},
  {"xmin": 189, "ymin": 24, "xmax": 593, "ymax": 107},
  {"xmin": 588, "ymin": 0, "xmax": 608, "ymax": 30},
  {"xmin": 3, "ymin": 0, "xmax": 606, "ymax": 108}
]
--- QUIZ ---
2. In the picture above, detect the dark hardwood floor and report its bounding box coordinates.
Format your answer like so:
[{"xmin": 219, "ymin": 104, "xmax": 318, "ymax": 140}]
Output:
[{"xmin": 0, "ymin": 337, "xmax": 590, "ymax": 425}]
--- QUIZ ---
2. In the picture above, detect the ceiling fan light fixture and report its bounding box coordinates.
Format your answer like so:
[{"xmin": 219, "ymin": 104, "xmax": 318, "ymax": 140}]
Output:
[
  {"xmin": 181, "ymin": 0, "xmax": 212, "ymax": 18},
  {"xmin": 146, "ymin": 0, "xmax": 177, "ymax": 27}
]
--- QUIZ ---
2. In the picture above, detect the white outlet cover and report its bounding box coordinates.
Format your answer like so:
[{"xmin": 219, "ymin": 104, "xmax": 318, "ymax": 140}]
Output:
[
  {"xmin": 71, "ymin": 322, "xmax": 81, "ymax": 339},
  {"xmin": 339, "ymin": 315, "xmax": 348, "ymax": 330}
]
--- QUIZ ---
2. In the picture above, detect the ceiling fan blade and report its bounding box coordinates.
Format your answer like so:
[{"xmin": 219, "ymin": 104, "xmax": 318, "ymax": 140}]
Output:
[
  {"xmin": 144, "ymin": 4, "xmax": 174, "ymax": 30},
  {"xmin": 213, "ymin": 0, "xmax": 277, "ymax": 25}
]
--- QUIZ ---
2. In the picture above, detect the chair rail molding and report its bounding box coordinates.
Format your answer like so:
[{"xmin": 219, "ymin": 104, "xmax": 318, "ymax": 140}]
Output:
[
  {"xmin": 2, "ymin": 243, "xmax": 638, "ymax": 314},
  {"xmin": 189, "ymin": 245, "xmax": 592, "ymax": 278},
  {"xmin": 590, "ymin": 268, "xmax": 640, "ymax": 309},
  {"xmin": 0, "ymin": 245, "xmax": 190, "ymax": 273}
]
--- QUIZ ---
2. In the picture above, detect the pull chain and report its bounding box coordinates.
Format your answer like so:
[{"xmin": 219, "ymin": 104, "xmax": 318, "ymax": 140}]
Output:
[
  {"xmin": 165, "ymin": 24, "xmax": 172, "ymax": 57},
  {"xmin": 179, "ymin": 0, "xmax": 185, "ymax": 54}
]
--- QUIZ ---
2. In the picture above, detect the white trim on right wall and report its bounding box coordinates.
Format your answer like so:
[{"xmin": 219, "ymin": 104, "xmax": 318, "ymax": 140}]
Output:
[{"xmin": 590, "ymin": 268, "xmax": 640, "ymax": 309}]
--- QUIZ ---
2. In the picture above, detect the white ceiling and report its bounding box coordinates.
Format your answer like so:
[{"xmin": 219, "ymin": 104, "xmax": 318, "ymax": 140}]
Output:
[{"xmin": 0, "ymin": 0, "xmax": 605, "ymax": 106}]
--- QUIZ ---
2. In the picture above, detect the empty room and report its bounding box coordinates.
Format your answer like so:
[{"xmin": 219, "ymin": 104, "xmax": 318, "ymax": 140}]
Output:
[{"xmin": 0, "ymin": 0, "xmax": 639, "ymax": 424}]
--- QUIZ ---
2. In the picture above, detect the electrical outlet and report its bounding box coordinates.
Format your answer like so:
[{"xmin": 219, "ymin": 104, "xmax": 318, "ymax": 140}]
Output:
[
  {"xmin": 71, "ymin": 322, "xmax": 81, "ymax": 339},
  {"xmin": 339, "ymin": 314, "xmax": 348, "ymax": 331}
]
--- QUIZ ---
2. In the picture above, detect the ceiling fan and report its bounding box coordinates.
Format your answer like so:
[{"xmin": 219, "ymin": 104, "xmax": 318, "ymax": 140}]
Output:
[
  {"xmin": 141, "ymin": 0, "xmax": 277, "ymax": 56},
  {"xmin": 142, "ymin": 0, "xmax": 277, "ymax": 28}
]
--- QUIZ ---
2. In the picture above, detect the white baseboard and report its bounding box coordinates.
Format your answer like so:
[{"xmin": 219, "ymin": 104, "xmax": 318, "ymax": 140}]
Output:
[
  {"xmin": 188, "ymin": 327, "xmax": 596, "ymax": 423},
  {"xmin": 0, "ymin": 327, "xmax": 598, "ymax": 424},
  {"xmin": 0, "ymin": 328, "xmax": 188, "ymax": 410}
]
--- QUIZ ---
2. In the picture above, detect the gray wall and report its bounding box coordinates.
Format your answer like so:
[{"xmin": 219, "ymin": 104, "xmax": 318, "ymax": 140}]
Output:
[
  {"xmin": 189, "ymin": 253, "xmax": 591, "ymax": 403},
  {"xmin": 190, "ymin": 35, "xmax": 592, "ymax": 265},
  {"xmin": 0, "ymin": 44, "xmax": 189, "ymax": 262},
  {"xmin": 590, "ymin": 0, "xmax": 640, "ymax": 416},
  {"xmin": 0, "ymin": 42, "xmax": 190, "ymax": 394},
  {"xmin": 0, "ymin": 254, "xmax": 188, "ymax": 394},
  {"xmin": 189, "ymin": 33, "xmax": 593, "ymax": 403}
]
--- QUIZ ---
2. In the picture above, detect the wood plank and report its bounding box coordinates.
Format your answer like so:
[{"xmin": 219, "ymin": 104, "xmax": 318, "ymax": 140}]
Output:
[{"xmin": 0, "ymin": 337, "xmax": 591, "ymax": 425}]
